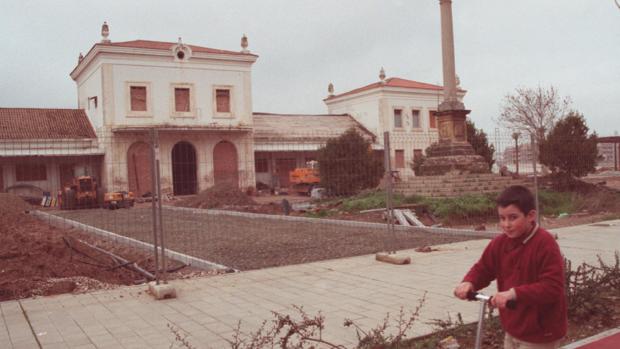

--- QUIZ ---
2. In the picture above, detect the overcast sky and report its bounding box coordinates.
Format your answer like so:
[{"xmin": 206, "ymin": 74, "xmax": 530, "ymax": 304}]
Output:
[{"xmin": 1, "ymin": 0, "xmax": 619, "ymax": 136}]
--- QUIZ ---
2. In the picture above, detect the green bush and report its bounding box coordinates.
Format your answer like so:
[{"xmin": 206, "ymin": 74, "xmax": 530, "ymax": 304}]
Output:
[
  {"xmin": 422, "ymin": 194, "xmax": 496, "ymax": 221},
  {"xmin": 538, "ymin": 190, "xmax": 579, "ymax": 216},
  {"xmin": 341, "ymin": 190, "xmax": 407, "ymax": 212}
]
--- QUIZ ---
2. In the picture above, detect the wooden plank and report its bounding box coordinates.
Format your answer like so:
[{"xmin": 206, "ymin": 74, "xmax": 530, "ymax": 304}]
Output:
[
  {"xmin": 402, "ymin": 209, "xmax": 425, "ymax": 227},
  {"xmin": 393, "ymin": 209, "xmax": 411, "ymax": 226}
]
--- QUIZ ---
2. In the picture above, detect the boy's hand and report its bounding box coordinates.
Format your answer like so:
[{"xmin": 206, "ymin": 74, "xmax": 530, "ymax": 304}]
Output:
[
  {"xmin": 491, "ymin": 288, "xmax": 516, "ymax": 309},
  {"xmin": 453, "ymin": 282, "xmax": 474, "ymax": 300}
]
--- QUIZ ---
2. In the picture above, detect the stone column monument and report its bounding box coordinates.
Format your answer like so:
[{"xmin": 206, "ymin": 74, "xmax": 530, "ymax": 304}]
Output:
[{"xmin": 419, "ymin": 0, "xmax": 488, "ymax": 175}]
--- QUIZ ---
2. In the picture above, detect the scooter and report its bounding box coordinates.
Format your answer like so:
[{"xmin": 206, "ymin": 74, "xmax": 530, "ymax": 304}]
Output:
[{"xmin": 466, "ymin": 291, "xmax": 516, "ymax": 349}]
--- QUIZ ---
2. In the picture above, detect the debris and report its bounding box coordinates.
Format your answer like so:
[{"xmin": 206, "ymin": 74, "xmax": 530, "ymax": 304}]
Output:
[
  {"xmin": 402, "ymin": 209, "xmax": 425, "ymax": 227},
  {"xmin": 438, "ymin": 335, "xmax": 460, "ymax": 349},
  {"xmin": 176, "ymin": 183, "xmax": 256, "ymax": 209},
  {"xmin": 557, "ymin": 212, "xmax": 570, "ymax": 219},
  {"xmin": 393, "ymin": 209, "xmax": 411, "ymax": 226},
  {"xmin": 375, "ymin": 252, "xmax": 411, "ymax": 265},
  {"xmin": 415, "ymin": 246, "xmax": 438, "ymax": 253}
]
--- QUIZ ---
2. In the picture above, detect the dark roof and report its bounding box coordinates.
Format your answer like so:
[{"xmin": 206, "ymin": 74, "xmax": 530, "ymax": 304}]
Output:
[
  {"xmin": 252, "ymin": 113, "xmax": 376, "ymax": 141},
  {"xmin": 0, "ymin": 108, "xmax": 96, "ymax": 139}
]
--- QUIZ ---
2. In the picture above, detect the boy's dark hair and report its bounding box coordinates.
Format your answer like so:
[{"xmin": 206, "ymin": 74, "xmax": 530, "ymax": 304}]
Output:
[{"xmin": 496, "ymin": 185, "xmax": 535, "ymax": 214}]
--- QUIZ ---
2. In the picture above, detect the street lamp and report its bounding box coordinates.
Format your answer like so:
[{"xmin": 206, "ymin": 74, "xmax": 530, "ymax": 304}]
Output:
[{"xmin": 512, "ymin": 132, "xmax": 521, "ymax": 174}]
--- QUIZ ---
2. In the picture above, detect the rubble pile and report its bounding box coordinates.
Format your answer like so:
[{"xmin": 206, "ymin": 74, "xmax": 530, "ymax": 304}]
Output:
[{"xmin": 176, "ymin": 183, "xmax": 256, "ymax": 209}]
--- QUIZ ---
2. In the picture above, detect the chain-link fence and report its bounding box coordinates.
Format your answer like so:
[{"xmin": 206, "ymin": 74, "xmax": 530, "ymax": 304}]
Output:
[{"xmin": 3, "ymin": 127, "xmax": 619, "ymax": 282}]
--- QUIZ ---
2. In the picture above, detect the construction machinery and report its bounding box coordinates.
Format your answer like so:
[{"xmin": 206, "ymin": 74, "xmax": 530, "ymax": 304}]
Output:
[
  {"xmin": 59, "ymin": 176, "xmax": 134, "ymax": 210},
  {"xmin": 102, "ymin": 191, "xmax": 135, "ymax": 210},
  {"xmin": 60, "ymin": 176, "xmax": 103, "ymax": 209},
  {"xmin": 289, "ymin": 160, "xmax": 320, "ymax": 195}
]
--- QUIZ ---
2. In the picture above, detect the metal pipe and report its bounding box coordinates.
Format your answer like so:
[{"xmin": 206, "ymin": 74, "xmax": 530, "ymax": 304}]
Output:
[{"xmin": 474, "ymin": 300, "xmax": 486, "ymax": 349}]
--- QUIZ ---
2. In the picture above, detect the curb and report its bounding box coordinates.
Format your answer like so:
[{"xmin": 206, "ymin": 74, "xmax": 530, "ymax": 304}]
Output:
[
  {"xmin": 30, "ymin": 210, "xmax": 234, "ymax": 272},
  {"xmin": 561, "ymin": 327, "xmax": 620, "ymax": 349},
  {"xmin": 164, "ymin": 205, "xmax": 499, "ymax": 239}
]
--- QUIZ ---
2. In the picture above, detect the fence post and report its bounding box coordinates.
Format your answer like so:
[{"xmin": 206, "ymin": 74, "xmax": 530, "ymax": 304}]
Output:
[
  {"xmin": 383, "ymin": 132, "xmax": 395, "ymax": 254},
  {"xmin": 530, "ymin": 133, "xmax": 540, "ymax": 226},
  {"xmin": 150, "ymin": 128, "xmax": 161, "ymax": 284},
  {"xmin": 154, "ymin": 128, "xmax": 168, "ymax": 283}
]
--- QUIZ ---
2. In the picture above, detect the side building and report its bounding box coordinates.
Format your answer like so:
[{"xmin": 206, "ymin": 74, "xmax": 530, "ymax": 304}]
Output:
[{"xmin": 324, "ymin": 71, "xmax": 465, "ymax": 177}]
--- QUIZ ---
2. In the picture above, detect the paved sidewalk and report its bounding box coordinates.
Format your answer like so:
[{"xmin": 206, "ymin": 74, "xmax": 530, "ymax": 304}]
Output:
[{"xmin": 1, "ymin": 220, "xmax": 618, "ymax": 348}]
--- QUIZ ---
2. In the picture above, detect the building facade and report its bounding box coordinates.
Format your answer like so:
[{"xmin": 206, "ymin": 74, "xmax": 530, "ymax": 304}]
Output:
[
  {"xmin": 70, "ymin": 25, "xmax": 258, "ymax": 196},
  {"xmin": 324, "ymin": 73, "xmax": 465, "ymax": 177}
]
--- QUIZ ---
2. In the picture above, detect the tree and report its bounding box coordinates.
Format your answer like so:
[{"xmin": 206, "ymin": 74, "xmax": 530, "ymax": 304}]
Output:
[
  {"xmin": 317, "ymin": 128, "xmax": 384, "ymax": 196},
  {"xmin": 466, "ymin": 120, "xmax": 495, "ymax": 171},
  {"xmin": 498, "ymin": 86, "xmax": 571, "ymax": 143},
  {"xmin": 539, "ymin": 112, "xmax": 599, "ymax": 180}
]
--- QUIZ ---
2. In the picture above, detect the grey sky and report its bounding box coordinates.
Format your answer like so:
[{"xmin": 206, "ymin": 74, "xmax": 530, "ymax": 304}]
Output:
[{"xmin": 1, "ymin": 0, "xmax": 619, "ymax": 136}]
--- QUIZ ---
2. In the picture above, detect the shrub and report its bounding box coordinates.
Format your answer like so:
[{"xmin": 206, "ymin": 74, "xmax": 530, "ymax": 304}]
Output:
[
  {"xmin": 317, "ymin": 128, "xmax": 384, "ymax": 196},
  {"xmin": 539, "ymin": 112, "xmax": 599, "ymax": 185}
]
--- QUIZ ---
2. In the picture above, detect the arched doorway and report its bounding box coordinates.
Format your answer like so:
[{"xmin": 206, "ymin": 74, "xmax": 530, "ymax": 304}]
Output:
[
  {"xmin": 127, "ymin": 142, "xmax": 152, "ymax": 197},
  {"xmin": 213, "ymin": 141, "xmax": 238, "ymax": 187},
  {"xmin": 172, "ymin": 141, "xmax": 197, "ymax": 195}
]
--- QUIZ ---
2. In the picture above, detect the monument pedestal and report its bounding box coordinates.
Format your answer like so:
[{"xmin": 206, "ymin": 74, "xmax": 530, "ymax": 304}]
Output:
[{"xmin": 418, "ymin": 109, "xmax": 489, "ymax": 176}]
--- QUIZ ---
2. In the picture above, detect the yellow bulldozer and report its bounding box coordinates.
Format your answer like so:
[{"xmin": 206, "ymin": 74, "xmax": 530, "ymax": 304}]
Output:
[{"xmin": 60, "ymin": 176, "xmax": 134, "ymax": 210}]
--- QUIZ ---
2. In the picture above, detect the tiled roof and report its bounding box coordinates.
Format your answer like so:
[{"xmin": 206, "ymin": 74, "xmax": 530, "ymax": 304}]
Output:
[
  {"xmin": 325, "ymin": 77, "xmax": 449, "ymax": 101},
  {"xmin": 0, "ymin": 108, "xmax": 96, "ymax": 139},
  {"xmin": 252, "ymin": 113, "xmax": 376, "ymax": 142},
  {"xmin": 96, "ymin": 40, "xmax": 256, "ymax": 57}
]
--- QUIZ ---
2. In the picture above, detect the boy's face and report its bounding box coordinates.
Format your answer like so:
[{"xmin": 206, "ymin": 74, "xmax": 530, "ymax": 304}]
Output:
[{"xmin": 498, "ymin": 204, "xmax": 536, "ymax": 239}]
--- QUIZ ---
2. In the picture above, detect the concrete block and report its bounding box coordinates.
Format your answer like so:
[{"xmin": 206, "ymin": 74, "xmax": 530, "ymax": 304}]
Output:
[{"xmin": 148, "ymin": 282, "xmax": 177, "ymax": 300}]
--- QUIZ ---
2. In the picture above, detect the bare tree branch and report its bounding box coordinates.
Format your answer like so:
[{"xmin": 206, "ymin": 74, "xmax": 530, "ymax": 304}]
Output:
[{"xmin": 498, "ymin": 86, "xmax": 571, "ymax": 142}]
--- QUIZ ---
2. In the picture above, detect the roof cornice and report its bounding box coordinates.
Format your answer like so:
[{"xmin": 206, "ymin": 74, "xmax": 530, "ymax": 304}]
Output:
[{"xmin": 71, "ymin": 44, "xmax": 258, "ymax": 80}]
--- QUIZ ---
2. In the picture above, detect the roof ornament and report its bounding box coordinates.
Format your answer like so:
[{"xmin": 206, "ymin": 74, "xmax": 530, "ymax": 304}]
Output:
[
  {"xmin": 455, "ymin": 74, "xmax": 461, "ymax": 88},
  {"xmin": 101, "ymin": 21, "xmax": 111, "ymax": 43},
  {"xmin": 379, "ymin": 67, "xmax": 386, "ymax": 84},
  {"xmin": 328, "ymin": 83, "xmax": 334, "ymax": 97},
  {"xmin": 78, "ymin": 52, "xmax": 84, "ymax": 63},
  {"xmin": 172, "ymin": 37, "xmax": 192, "ymax": 61},
  {"xmin": 241, "ymin": 34, "xmax": 249, "ymax": 53}
]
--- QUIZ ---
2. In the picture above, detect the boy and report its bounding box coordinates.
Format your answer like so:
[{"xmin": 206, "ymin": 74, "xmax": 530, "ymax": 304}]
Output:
[{"xmin": 454, "ymin": 185, "xmax": 567, "ymax": 349}]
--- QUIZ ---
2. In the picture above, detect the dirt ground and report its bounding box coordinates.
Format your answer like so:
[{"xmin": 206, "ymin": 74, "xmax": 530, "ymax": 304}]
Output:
[
  {"xmin": 55, "ymin": 207, "xmax": 479, "ymax": 271},
  {"xmin": 0, "ymin": 193, "xmax": 219, "ymax": 302}
]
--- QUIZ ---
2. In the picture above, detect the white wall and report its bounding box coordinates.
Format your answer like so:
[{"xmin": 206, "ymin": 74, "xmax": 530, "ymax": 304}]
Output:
[
  {"xmin": 108, "ymin": 59, "xmax": 252, "ymax": 128},
  {"xmin": 76, "ymin": 65, "xmax": 104, "ymax": 131}
]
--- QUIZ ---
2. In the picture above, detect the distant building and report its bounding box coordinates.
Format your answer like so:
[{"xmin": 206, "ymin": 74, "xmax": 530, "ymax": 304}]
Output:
[{"xmin": 324, "ymin": 70, "xmax": 466, "ymax": 177}]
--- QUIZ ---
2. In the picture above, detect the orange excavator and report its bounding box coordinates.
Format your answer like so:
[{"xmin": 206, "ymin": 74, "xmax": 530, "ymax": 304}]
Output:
[{"xmin": 289, "ymin": 160, "xmax": 320, "ymax": 195}]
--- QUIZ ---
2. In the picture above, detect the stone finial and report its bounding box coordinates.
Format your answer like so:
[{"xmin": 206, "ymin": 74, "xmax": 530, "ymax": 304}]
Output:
[
  {"xmin": 101, "ymin": 21, "xmax": 110, "ymax": 43},
  {"xmin": 78, "ymin": 52, "xmax": 84, "ymax": 63},
  {"xmin": 328, "ymin": 83, "xmax": 334, "ymax": 96},
  {"xmin": 379, "ymin": 67, "xmax": 386, "ymax": 83},
  {"xmin": 455, "ymin": 74, "xmax": 461, "ymax": 87},
  {"xmin": 178, "ymin": 37, "xmax": 183, "ymax": 45},
  {"xmin": 241, "ymin": 34, "xmax": 249, "ymax": 53}
]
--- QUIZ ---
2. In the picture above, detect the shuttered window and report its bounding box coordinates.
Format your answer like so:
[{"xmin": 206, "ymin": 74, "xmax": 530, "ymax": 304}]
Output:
[
  {"xmin": 175, "ymin": 88, "xmax": 190, "ymax": 112},
  {"xmin": 130, "ymin": 86, "xmax": 147, "ymax": 111},
  {"xmin": 216, "ymin": 89, "xmax": 231, "ymax": 113}
]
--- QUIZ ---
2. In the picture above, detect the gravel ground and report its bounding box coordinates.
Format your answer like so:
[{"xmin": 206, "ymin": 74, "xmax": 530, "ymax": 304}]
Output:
[{"xmin": 53, "ymin": 207, "xmax": 483, "ymax": 271}]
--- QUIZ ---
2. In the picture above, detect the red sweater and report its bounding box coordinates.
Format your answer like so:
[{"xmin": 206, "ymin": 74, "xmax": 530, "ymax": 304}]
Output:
[{"xmin": 463, "ymin": 227, "xmax": 567, "ymax": 343}]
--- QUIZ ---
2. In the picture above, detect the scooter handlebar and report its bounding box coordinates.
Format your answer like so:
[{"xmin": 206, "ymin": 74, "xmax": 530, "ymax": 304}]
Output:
[{"xmin": 466, "ymin": 291, "xmax": 517, "ymax": 310}]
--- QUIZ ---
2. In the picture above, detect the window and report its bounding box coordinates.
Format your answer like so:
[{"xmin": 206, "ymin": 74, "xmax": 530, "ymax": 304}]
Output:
[
  {"xmin": 16, "ymin": 164, "xmax": 46, "ymax": 181},
  {"xmin": 414, "ymin": 149, "xmax": 423, "ymax": 160},
  {"xmin": 130, "ymin": 86, "xmax": 147, "ymax": 111},
  {"xmin": 216, "ymin": 89, "xmax": 231, "ymax": 113},
  {"xmin": 394, "ymin": 109, "xmax": 403, "ymax": 128},
  {"xmin": 429, "ymin": 111, "xmax": 437, "ymax": 129},
  {"xmin": 126, "ymin": 82, "xmax": 151, "ymax": 117},
  {"xmin": 255, "ymin": 158, "xmax": 268, "ymax": 173},
  {"xmin": 395, "ymin": 150, "xmax": 405, "ymax": 169},
  {"xmin": 411, "ymin": 110, "xmax": 420, "ymax": 128},
  {"xmin": 175, "ymin": 88, "xmax": 190, "ymax": 112},
  {"xmin": 170, "ymin": 83, "xmax": 195, "ymax": 117}
]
